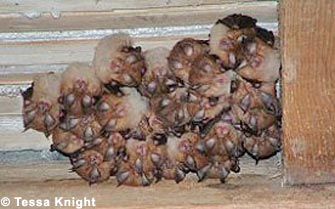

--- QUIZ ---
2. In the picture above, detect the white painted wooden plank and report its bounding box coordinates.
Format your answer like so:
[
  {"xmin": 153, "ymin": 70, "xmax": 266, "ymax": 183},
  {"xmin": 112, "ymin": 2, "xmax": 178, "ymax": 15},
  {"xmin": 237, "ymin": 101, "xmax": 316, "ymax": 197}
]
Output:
[
  {"xmin": 0, "ymin": 0, "xmax": 252, "ymax": 14},
  {"xmin": 0, "ymin": 36, "xmax": 196, "ymax": 66},
  {"xmin": 0, "ymin": 2, "xmax": 277, "ymax": 32},
  {"xmin": 0, "ymin": 115, "xmax": 50, "ymax": 151},
  {"xmin": 0, "ymin": 22, "xmax": 277, "ymax": 67},
  {"xmin": 0, "ymin": 97, "xmax": 22, "ymax": 115}
]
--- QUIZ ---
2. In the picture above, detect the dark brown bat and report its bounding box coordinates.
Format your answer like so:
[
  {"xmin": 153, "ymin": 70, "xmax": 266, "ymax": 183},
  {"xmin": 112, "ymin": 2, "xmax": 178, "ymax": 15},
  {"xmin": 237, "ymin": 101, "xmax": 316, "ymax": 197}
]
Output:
[
  {"xmin": 149, "ymin": 87, "xmax": 192, "ymax": 134},
  {"xmin": 243, "ymin": 124, "xmax": 281, "ymax": 163},
  {"xmin": 168, "ymin": 38, "xmax": 209, "ymax": 84},
  {"xmin": 164, "ymin": 132, "xmax": 210, "ymax": 179}
]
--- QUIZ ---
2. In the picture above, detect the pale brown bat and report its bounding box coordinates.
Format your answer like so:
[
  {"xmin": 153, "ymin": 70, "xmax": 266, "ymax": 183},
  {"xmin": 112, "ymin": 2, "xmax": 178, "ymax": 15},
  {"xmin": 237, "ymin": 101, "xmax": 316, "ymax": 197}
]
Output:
[
  {"xmin": 236, "ymin": 36, "xmax": 280, "ymax": 83},
  {"xmin": 51, "ymin": 127, "xmax": 85, "ymax": 155},
  {"xmin": 95, "ymin": 132, "xmax": 127, "ymax": 175},
  {"xmin": 187, "ymin": 95, "xmax": 230, "ymax": 126},
  {"xmin": 210, "ymin": 16, "xmax": 256, "ymax": 70},
  {"xmin": 163, "ymin": 132, "xmax": 210, "ymax": 180},
  {"xmin": 189, "ymin": 54, "xmax": 233, "ymax": 98},
  {"xmin": 194, "ymin": 120, "xmax": 244, "ymax": 182},
  {"xmin": 116, "ymin": 138, "xmax": 158, "ymax": 186},
  {"xmin": 59, "ymin": 63, "xmax": 103, "ymax": 117},
  {"xmin": 93, "ymin": 33, "xmax": 146, "ymax": 88},
  {"xmin": 71, "ymin": 149, "xmax": 111, "ymax": 184},
  {"xmin": 168, "ymin": 38, "xmax": 209, "ymax": 84},
  {"xmin": 58, "ymin": 113, "xmax": 102, "ymax": 147},
  {"xmin": 96, "ymin": 87, "xmax": 149, "ymax": 132},
  {"xmin": 22, "ymin": 73, "xmax": 62, "ymax": 136},
  {"xmin": 140, "ymin": 47, "xmax": 178, "ymax": 98}
]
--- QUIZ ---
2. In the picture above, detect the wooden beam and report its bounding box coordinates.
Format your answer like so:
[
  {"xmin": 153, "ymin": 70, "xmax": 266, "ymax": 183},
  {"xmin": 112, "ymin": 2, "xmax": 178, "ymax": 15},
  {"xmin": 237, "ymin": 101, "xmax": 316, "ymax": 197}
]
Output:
[
  {"xmin": 0, "ymin": 0, "xmax": 252, "ymax": 14},
  {"xmin": 280, "ymin": 0, "xmax": 335, "ymax": 185},
  {"xmin": 0, "ymin": 2, "xmax": 277, "ymax": 32}
]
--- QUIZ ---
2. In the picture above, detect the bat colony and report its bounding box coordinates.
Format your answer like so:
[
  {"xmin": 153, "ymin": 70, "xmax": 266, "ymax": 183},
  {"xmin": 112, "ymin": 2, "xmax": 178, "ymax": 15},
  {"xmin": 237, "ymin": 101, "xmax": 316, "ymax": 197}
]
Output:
[{"xmin": 21, "ymin": 14, "xmax": 281, "ymax": 186}]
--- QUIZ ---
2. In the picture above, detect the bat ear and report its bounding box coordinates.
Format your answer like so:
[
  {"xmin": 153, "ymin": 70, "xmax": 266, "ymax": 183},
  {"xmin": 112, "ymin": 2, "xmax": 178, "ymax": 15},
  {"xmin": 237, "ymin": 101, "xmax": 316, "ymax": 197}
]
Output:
[
  {"xmin": 21, "ymin": 85, "xmax": 34, "ymax": 100},
  {"xmin": 135, "ymin": 46, "xmax": 142, "ymax": 52},
  {"xmin": 202, "ymin": 63, "xmax": 213, "ymax": 73},
  {"xmin": 193, "ymin": 125, "xmax": 201, "ymax": 134},
  {"xmin": 183, "ymin": 44, "xmax": 194, "ymax": 56},
  {"xmin": 246, "ymin": 42, "xmax": 257, "ymax": 55}
]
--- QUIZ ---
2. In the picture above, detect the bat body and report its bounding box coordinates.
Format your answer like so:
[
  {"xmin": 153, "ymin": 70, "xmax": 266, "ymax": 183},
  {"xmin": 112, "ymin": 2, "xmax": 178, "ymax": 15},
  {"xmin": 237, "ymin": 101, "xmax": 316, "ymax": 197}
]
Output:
[
  {"xmin": 59, "ymin": 63, "xmax": 102, "ymax": 117},
  {"xmin": 22, "ymin": 73, "xmax": 61, "ymax": 136},
  {"xmin": 93, "ymin": 34, "xmax": 146, "ymax": 88}
]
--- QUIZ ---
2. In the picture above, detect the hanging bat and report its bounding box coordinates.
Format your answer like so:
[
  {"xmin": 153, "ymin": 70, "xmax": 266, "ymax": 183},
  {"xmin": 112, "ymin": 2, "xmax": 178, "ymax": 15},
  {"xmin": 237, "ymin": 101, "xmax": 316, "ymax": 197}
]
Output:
[
  {"xmin": 22, "ymin": 73, "xmax": 62, "ymax": 136},
  {"xmin": 59, "ymin": 63, "xmax": 103, "ymax": 117},
  {"xmin": 93, "ymin": 33, "xmax": 146, "ymax": 89}
]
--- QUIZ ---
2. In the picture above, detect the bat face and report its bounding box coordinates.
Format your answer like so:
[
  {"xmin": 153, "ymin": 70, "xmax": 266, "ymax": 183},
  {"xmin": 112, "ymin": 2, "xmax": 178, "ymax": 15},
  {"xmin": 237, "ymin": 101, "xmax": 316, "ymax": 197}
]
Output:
[
  {"xmin": 59, "ymin": 63, "xmax": 103, "ymax": 117},
  {"xmin": 140, "ymin": 47, "xmax": 178, "ymax": 98},
  {"xmin": 150, "ymin": 87, "xmax": 192, "ymax": 133},
  {"xmin": 189, "ymin": 55, "xmax": 233, "ymax": 98},
  {"xmin": 210, "ymin": 13, "xmax": 279, "ymax": 82},
  {"xmin": 236, "ymin": 37, "xmax": 280, "ymax": 82},
  {"xmin": 167, "ymin": 133, "xmax": 210, "ymax": 175},
  {"xmin": 22, "ymin": 73, "xmax": 62, "ymax": 136},
  {"xmin": 243, "ymin": 124, "xmax": 281, "ymax": 162},
  {"xmin": 93, "ymin": 34, "xmax": 146, "ymax": 87},
  {"xmin": 168, "ymin": 38, "xmax": 209, "ymax": 84},
  {"xmin": 231, "ymin": 76, "xmax": 280, "ymax": 133},
  {"xmin": 195, "ymin": 120, "xmax": 243, "ymax": 182},
  {"xmin": 51, "ymin": 127, "xmax": 85, "ymax": 155},
  {"xmin": 71, "ymin": 149, "xmax": 111, "ymax": 184},
  {"xmin": 210, "ymin": 21, "xmax": 255, "ymax": 70},
  {"xmin": 96, "ymin": 88, "xmax": 149, "ymax": 133},
  {"xmin": 116, "ymin": 138, "xmax": 158, "ymax": 186},
  {"xmin": 199, "ymin": 121, "xmax": 244, "ymax": 158},
  {"xmin": 200, "ymin": 155, "xmax": 239, "ymax": 183},
  {"xmin": 58, "ymin": 114, "xmax": 102, "ymax": 146}
]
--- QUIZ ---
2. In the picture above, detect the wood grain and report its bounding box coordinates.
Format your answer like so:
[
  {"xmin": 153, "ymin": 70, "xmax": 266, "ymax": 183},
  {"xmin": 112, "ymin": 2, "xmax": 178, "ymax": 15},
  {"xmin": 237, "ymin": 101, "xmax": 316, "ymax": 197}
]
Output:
[
  {"xmin": 0, "ymin": 37, "xmax": 189, "ymax": 66},
  {"xmin": 280, "ymin": 0, "xmax": 335, "ymax": 184},
  {"xmin": 0, "ymin": 164, "xmax": 334, "ymax": 209},
  {"xmin": 0, "ymin": 2, "xmax": 277, "ymax": 32},
  {"xmin": 0, "ymin": 0, "xmax": 252, "ymax": 14}
]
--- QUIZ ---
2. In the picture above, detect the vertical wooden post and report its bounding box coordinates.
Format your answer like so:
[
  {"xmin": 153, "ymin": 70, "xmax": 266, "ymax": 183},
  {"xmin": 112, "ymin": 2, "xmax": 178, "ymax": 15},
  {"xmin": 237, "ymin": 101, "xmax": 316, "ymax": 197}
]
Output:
[{"xmin": 280, "ymin": 0, "xmax": 335, "ymax": 185}]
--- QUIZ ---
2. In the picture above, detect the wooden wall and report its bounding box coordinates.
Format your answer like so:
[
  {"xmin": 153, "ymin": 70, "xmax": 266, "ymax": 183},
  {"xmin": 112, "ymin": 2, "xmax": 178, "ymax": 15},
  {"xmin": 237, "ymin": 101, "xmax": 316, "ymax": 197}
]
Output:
[{"xmin": 280, "ymin": 0, "xmax": 335, "ymax": 185}]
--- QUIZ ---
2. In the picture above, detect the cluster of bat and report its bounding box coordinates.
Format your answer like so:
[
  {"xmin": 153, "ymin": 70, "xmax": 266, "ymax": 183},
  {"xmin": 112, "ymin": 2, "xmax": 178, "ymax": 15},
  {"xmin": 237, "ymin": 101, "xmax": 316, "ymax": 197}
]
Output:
[{"xmin": 21, "ymin": 14, "xmax": 281, "ymax": 186}]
